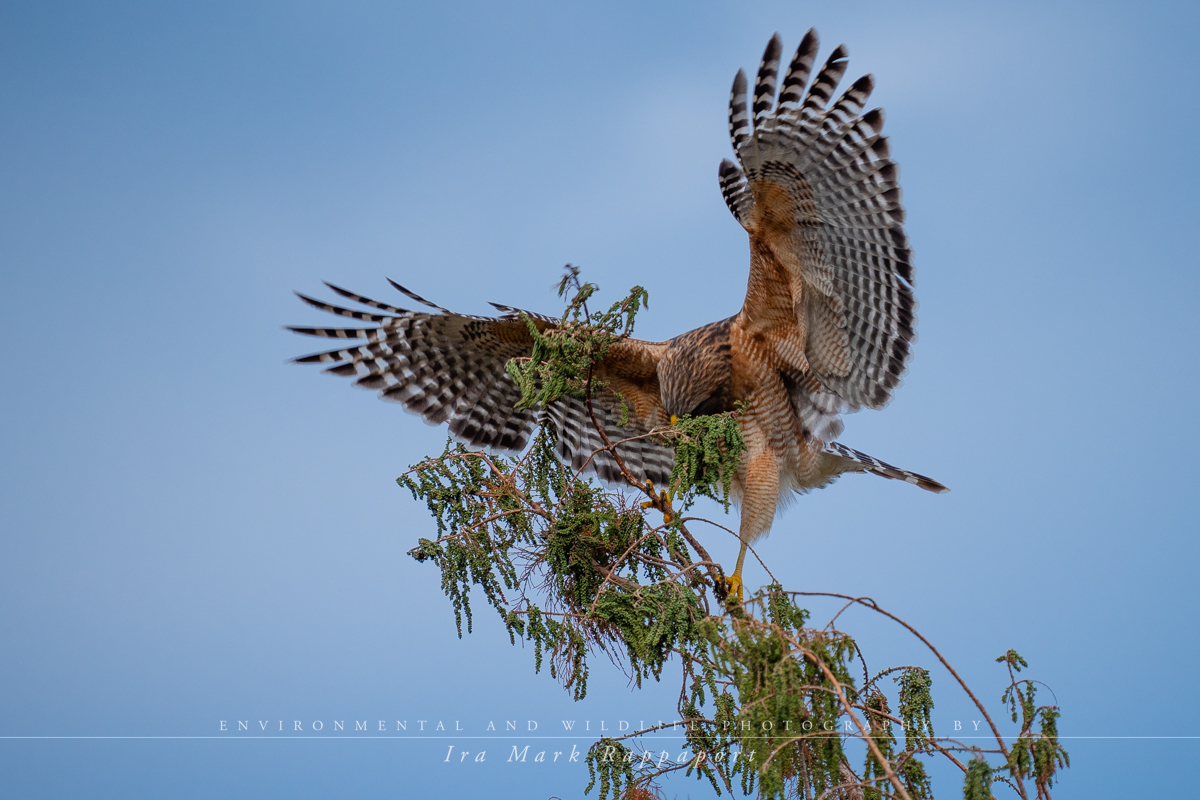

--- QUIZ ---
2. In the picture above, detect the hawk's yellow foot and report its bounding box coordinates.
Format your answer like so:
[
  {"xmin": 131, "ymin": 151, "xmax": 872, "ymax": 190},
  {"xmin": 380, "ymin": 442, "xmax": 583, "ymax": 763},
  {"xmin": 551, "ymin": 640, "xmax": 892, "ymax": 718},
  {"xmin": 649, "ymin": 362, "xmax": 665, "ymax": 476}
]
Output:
[
  {"xmin": 640, "ymin": 482, "xmax": 676, "ymax": 523},
  {"xmin": 724, "ymin": 541, "xmax": 749, "ymax": 604},
  {"xmin": 659, "ymin": 488, "xmax": 676, "ymax": 524},
  {"xmin": 724, "ymin": 572, "xmax": 744, "ymax": 603},
  {"xmin": 640, "ymin": 480, "xmax": 659, "ymax": 510}
]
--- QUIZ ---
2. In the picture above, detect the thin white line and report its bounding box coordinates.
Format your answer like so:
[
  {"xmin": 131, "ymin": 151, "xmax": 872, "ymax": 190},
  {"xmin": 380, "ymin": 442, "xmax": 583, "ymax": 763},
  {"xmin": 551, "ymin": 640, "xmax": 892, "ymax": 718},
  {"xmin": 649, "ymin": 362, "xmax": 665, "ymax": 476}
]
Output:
[{"xmin": 1, "ymin": 736, "xmax": 1198, "ymax": 740}]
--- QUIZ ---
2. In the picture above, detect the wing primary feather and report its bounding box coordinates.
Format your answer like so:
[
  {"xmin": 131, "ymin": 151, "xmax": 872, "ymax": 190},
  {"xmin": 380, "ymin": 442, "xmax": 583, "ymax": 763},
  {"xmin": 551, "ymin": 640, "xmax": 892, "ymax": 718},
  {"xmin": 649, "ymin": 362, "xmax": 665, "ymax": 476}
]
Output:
[
  {"xmin": 718, "ymin": 159, "xmax": 754, "ymax": 227},
  {"xmin": 825, "ymin": 74, "xmax": 874, "ymax": 129},
  {"xmin": 323, "ymin": 282, "xmax": 409, "ymax": 314},
  {"xmin": 292, "ymin": 344, "xmax": 374, "ymax": 364},
  {"xmin": 729, "ymin": 69, "xmax": 751, "ymax": 152},
  {"xmin": 752, "ymin": 33, "xmax": 783, "ymax": 125},
  {"xmin": 487, "ymin": 302, "xmax": 558, "ymax": 324},
  {"xmin": 293, "ymin": 352, "xmax": 340, "ymax": 364},
  {"xmin": 778, "ymin": 28, "xmax": 819, "ymax": 108},
  {"xmin": 730, "ymin": 32, "xmax": 922, "ymax": 414},
  {"xmin": 293, "ymin": 293, "xmax": 394, "ymax": 322},
  {"xmin": 323, "ymin": 362, "xmax": 360, "ymax": 377},
  {"xmin": 286, "ymin": 325, "xmax": 376, "ymax": 339},
  {"xmin": 803, "ymin": 44, "xmax": 849, "ymax": 112},
  {"xmin": 861, "ymin": 107, "xmax": 885, "ymax": 135},
  {"xmin": 386, "ymin": 279, "xmax": 451, "ymax": 313}
]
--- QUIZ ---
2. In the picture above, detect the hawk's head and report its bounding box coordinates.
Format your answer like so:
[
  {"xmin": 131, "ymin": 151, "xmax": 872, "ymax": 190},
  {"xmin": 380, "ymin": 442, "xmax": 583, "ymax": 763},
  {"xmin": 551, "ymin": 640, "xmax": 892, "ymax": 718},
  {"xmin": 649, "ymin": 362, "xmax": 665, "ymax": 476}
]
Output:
[{"xmin": 657, "ymin": 318, "xmax": 735, "ymax": 419}]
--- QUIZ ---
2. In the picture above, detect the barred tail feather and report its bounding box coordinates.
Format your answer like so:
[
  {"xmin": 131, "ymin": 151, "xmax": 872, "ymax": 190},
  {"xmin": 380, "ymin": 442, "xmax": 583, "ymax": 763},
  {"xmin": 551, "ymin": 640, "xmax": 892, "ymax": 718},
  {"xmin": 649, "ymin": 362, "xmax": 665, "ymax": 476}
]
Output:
[{"xmin": 826, "ymin": 442, "xmax": 948, "ymax": 493}]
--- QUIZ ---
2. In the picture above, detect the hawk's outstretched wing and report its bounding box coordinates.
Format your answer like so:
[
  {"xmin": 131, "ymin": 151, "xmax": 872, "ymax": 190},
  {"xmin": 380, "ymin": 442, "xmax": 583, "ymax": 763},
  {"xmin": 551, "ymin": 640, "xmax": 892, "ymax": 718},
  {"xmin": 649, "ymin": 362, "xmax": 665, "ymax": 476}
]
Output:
[
  {"xmin": 722, "ymin": 30, "xmax": 916, "ymax": 421},
  {"xmin": 287, "ymin": 281, "xmax": 674, "ymax": 486}
]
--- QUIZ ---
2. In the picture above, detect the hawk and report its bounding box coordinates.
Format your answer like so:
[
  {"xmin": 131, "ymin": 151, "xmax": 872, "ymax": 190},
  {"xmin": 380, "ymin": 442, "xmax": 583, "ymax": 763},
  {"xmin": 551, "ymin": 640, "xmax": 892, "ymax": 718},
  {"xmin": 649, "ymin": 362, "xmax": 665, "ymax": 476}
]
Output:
[{"xmin": 289, "ymin": 29, "xmax": 948, "ymax": 598}]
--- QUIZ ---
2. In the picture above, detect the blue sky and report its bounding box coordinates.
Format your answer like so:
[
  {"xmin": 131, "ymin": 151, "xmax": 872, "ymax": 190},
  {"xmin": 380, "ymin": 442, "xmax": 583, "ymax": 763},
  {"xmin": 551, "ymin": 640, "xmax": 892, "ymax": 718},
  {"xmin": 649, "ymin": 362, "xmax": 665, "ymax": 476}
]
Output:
[{"xmin": 1, "ymin": 1, "xmax": 1197, "ymax": 797}]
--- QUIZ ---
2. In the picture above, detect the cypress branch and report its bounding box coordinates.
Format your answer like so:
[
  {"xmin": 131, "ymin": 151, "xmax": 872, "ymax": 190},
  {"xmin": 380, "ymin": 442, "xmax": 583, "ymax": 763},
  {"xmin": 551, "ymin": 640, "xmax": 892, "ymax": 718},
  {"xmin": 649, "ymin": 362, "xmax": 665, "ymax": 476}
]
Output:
[{"xmin": 400, "ymin": 270, "xmax": 1068, "ymax": 799}]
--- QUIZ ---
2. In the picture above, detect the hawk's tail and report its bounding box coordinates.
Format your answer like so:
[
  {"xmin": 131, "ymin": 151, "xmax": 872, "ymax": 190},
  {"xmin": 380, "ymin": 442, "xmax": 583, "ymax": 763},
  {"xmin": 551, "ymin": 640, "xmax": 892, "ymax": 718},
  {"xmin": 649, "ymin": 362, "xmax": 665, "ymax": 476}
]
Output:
[{"xmin": 825, "ymin": 442, "xmax": 948, "ymax": 494}]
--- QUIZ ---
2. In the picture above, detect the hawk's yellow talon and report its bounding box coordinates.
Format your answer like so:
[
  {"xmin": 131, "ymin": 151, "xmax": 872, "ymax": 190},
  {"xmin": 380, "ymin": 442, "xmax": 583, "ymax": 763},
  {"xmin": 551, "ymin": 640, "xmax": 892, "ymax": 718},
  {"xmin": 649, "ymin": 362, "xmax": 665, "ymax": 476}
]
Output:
[
  {"xmin": 663, "ymin": 513, "xmax": 673, "ymax": 523},
  {"xmin": 725, "ymin": 574, "xmax": 743, "ymax": 603},
  {"xmin": 670, "ymin": 414, "xmax": 679, "ymax": 425},
  {"xmin": 640, "ymin": 500, "xmax": 655, "ymax": 510}
]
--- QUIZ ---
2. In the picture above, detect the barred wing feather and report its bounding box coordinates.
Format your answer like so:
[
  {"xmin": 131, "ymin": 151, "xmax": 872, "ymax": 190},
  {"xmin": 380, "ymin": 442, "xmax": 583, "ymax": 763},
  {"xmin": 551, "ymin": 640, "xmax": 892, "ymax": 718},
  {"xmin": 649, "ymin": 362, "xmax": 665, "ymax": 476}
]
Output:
[
  {"xmin": 724, "ymin": 29, "xmax": 916, "ymax": 417},
  {"xmin": 288, "ymin": 283, "xmax": 673, "ymax": 485}
]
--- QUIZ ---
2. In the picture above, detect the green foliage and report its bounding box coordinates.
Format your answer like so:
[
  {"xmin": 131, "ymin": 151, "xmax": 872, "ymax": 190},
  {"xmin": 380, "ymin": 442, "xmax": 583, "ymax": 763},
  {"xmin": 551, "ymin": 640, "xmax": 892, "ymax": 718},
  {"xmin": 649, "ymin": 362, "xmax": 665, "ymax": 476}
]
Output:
[
  {"xmin": 963, "ymin": 758, "xmax": 993, "ymax": 800},
  {"xmin": 897, "ymin": 669, "xmax": 935, "ymax": 753},
  {"xmin": 862, "ymin": 690, "xmax": 897, "ymax": 800},
  {"xmin": 901, "ymin": 757, "xmax": 932, "ymax": 800},
  {"xmin": 668, "ymin": 411, "xmax": 746, "ymax": 510},
  {"xmin": 397, "ymin": 269, "xmax": 1069, "ymax": 800},
  {"xmin": 400, "ymin": 422, "xmax": 695, "ymax": 701},
  {"xmin": 543, "ymin": 478, "xmax": 644, "ymax": 609},
  {"xmin": 716, "ymin": 588, "xmax": 856, "ymax": 800},
  {"xmin": 586, "ymin": 738, "xmax": 637, "ymax": 800},
  {"xmin": 996, "ymin": 650, "xmax": 1070, "ymax": 798},
  {"xmin": 858, "ymin": 667, "xmax": 936, "ymax": 800},
  {"xmin": 593, "ymin": 581, "xmax": 703, "ymax": 688},
  {"xmin": 400, "ymin": 441, "xmax": 524, "ymax": 637},
  {"xmin": 505, "ymin": 265, "xmax": 648, "ymax": 411}
]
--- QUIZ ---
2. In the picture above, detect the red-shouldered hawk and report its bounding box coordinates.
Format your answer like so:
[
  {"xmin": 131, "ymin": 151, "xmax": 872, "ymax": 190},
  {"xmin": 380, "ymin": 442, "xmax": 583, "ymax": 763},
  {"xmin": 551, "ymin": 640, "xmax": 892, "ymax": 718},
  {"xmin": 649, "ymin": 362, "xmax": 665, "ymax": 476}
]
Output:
[{"xmin": 289, "ymin": 29, "xmax": 947, "ymax": 597}]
